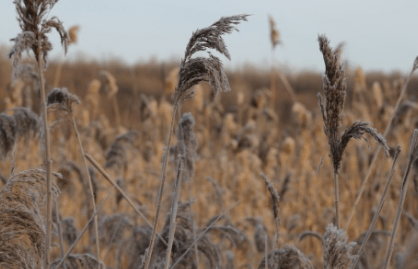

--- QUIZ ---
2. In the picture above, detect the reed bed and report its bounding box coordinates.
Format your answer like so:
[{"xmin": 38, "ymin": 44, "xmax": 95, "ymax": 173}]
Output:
[{"xmin": 0, "ymin": 3, "xmax": 418, "ymax": 269}]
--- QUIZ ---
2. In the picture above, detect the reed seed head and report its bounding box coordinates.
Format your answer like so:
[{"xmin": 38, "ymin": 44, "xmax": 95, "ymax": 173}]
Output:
[
  {"xmin": 9, "ymin": 0, "xmax": 69, "ymax": 72},
  {"xmin": 317, "ymin": 35, "xmax": 389, "ymax": 173},
  {"xmin": 46, "ymin": 88, "xmax": 81, "ymax": 114},
  {"xmin": 323, "ymin": 223, "xmax": 356, "ymax": 269},
  {"xmin": 174, "ymin": 14, "xmax": 249, "ymax": 103}
]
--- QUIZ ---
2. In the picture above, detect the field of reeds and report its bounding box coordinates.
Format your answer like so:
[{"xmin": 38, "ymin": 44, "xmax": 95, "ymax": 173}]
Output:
[{"xmin": 1, "ymin": 1, "xmax": 418, "ymax": 269}]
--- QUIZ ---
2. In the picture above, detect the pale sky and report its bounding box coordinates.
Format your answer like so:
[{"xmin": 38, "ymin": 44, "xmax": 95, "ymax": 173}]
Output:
[{"xmin": 1, "ymin": 0, "xmax": 417, "ymax": 73}]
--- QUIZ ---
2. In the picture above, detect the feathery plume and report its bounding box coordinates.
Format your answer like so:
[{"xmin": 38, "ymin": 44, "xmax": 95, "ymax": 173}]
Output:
[
  {"xmin": 0, "ymin": 169, "xmax": 58, "ymax": 269},
  {"xmin": 47, "ymin": 88, "xmax": 81, "ymax": 114},
  {"xmin": 173, "ymin": 14, "xmax": 249, "ymax": 103},
  {"xmin": 9, "ymin": 0, "xmax": 69, "ymax": 72},
  {"xmin": 322, "ymin": 224, "xmax": 356, "ymax": 269}
]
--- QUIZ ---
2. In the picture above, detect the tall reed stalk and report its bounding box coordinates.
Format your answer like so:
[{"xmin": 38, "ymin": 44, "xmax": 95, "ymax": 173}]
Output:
[
  {"xmin": 383, "ymin": 129, "xmax": 418, "ymax": 269},
  {"xmin": 345, "ymin": 56, "xmax": 418, "ymax": 229},
  {"xmin": 46, "ymin": 88, "xmax": 101, "ymax": 264},
  {"xmin": 143, "ymin": 14, "xmax": 249, "ymax": 269},
  {"xmin": 9, "ymin": 1, "xmax": 68, "ymax": 267},
  {"xmin": 317, "ymin": 35, "xmax": 389, "ymax": 228}
]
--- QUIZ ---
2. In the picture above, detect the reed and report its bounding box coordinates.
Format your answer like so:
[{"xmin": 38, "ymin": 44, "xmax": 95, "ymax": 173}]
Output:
[
  {"xmin": 9, "ymin": 2, "xmax": 69, "ymax": 266},
  {"xmin": 317, "ymin": 35, "xmax": 389, "ymax": 228},
  {"xmin": 143, "ymin": 14, "xmax": 249, "ymax": 269}
]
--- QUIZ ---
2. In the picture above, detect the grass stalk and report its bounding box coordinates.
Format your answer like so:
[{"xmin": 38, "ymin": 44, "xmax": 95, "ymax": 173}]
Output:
[
  {"xmin": 383, "ymin": 130, "xmax": 418, "ymax": 269},
  {"xmin": 334, "ymin": 172, "xmax": 340, "ymax": 228},
  {"xmin": 85, "ymin": 153, "xmax": 167, "ymax": 245},
  {"xmin": 345, "ymin": 64, "xmax": 417, "ymax": 230},
  {"xmin": 37, "ymin": 41, "xmax": 53, "ymax": 269},
  {"xmin": 54, "ymin": 198, "xmax": 65, "ymax": 258},
  {"xmin": 164, "ymin": 158, "xmax": 184, "ymax": 269},
  {"xmin": 143, "ymin": 102, "xmax": 178, "ymax": 269},
  {"xmin": 53, "ymin": 187, "xmax": 115, "ymax": 269},
  {"xmin": 170, "ymin": 201, "xmax": 239, "ymax": 269},
  {"xmin": 352, "ymin": 146, "xmax": 401, "ymax": 268},
  {"xmin": 71, "ymin": 115, "xmax": 100, "ymax": 263}
]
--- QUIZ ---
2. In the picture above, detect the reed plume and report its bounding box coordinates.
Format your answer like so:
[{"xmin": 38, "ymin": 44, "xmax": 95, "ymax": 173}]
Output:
[
  {"xmin": 322, "ymin": 224, "xmax": 356, "ymax": 269},
  {"xmin": 0, "ymin": 169, "xmax": 58, "ymax": 269},
  {"xmin": 317, "ymin": 35, "xmax": 389, "ymax": 228}
]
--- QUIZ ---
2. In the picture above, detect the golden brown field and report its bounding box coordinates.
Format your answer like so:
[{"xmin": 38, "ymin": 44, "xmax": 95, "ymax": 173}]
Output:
[{"xmin": 1, "ymin": 2, "xmax": 418, "ymax": 269}]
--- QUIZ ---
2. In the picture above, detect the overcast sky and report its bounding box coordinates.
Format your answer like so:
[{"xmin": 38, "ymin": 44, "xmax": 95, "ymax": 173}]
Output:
[{"xmin": 1, "ymin": 0, "xmax": 417, "ymax": 73}]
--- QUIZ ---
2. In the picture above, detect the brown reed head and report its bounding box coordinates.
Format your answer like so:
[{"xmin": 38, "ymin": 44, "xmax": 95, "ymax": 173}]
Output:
[
  {"xmin": 317, "ymin": 35, "xmax": 389, "ymax": 173},
  {"xmin": 9, "ymin": 0, "xmax": 69, "ymax": 75},
  {"xmin": 173, "ymin": 14, "xmax": 249, "ymax": 103},
  {"xmin": 46, "ymin": 88, "xmax": 81, "ymax": 114}
]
